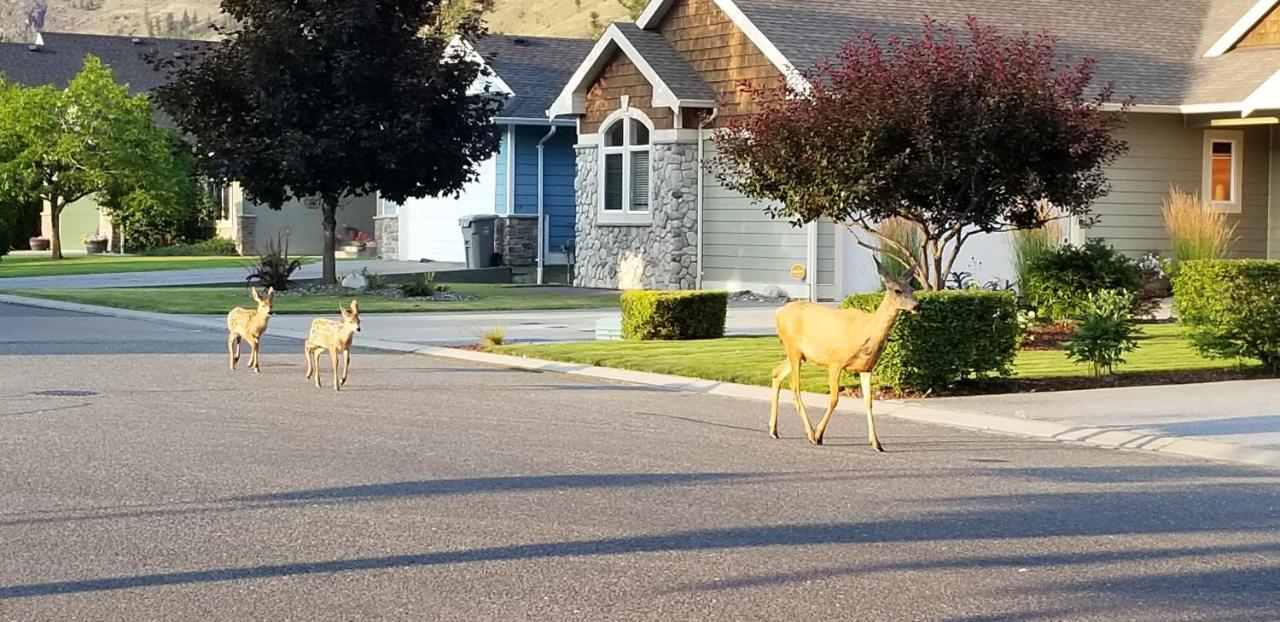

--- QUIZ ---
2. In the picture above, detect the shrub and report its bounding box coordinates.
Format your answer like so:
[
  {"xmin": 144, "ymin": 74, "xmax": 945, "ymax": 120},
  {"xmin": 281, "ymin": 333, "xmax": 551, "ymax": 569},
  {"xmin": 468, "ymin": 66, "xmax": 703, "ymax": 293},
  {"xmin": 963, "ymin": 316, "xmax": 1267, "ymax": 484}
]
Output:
[
  {"xmin": 841, "ymin": 290, "xmax": 1020, "ymax": 392},
  {"xmin": 621, "ymin": 290, "xmax": 728, "ymax": 340},
  {"xmin": 142, "ymin": 237, "xmax": 238, "ymax": 256},
  {"xmin": 400, "ymin": 272, "xmax": 446, "ymax": 298},
  {"xmin": 1161, "ymin": 187, "xmax": 1236, "ymax": 273},
  {"xmin": 1173, "ymin": 259, "xmax": 1280, "ymax": 370},
  {"xmin": 480, "ymin": 327, "xmax": 505, "ymax": 348},
  {"xmin": 1064, "ymin": 289, "xmax": 1139, "ymax": 376},
  {"xmin": 361, "ymin": 268, "xmax": 390, "ymax": 290},
  {"xmin": 245, "ymin": 234, "xmax": 303, "ymax": 291},
  {"xmin": 876, "ymin": 217, "xmax": 923, "ymax": 283},
  {"xmin": 1022, "ymin": 239, "xmax": 1141, "ymax": 322}
]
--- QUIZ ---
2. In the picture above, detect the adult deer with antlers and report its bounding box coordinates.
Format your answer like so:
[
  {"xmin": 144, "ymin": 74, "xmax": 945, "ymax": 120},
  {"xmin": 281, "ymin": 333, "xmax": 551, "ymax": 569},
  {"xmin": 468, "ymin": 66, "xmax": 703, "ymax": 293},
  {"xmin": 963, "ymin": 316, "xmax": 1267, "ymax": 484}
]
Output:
[
  {"xmin": 227, "ymin": 287, "xmax": 274, "ymax": 373},
  {"xmin": 770, "ymin": 258, "xmax": 919, "ymax": 451}
]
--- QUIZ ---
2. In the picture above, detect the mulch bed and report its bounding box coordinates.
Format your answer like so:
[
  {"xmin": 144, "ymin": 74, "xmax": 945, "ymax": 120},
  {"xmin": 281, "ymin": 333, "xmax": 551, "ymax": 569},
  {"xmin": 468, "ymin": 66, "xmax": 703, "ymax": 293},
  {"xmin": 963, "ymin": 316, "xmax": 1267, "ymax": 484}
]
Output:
[{"xmin": 1020, "ymin": 322, "xmax": 1076, "ymax": 351}]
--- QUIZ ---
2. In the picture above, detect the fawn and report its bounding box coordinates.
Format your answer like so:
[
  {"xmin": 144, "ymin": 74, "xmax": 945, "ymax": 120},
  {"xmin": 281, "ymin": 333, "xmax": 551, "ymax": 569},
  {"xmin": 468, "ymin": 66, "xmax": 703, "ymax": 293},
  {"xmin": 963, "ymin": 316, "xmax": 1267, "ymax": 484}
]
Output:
[
  {"xmin": 227, "ymin": 287, "xmax": 274, "ymax": 373},
  {"xmin": 305, "ymin": 299, "xmax": 362, "ymax": 391}
]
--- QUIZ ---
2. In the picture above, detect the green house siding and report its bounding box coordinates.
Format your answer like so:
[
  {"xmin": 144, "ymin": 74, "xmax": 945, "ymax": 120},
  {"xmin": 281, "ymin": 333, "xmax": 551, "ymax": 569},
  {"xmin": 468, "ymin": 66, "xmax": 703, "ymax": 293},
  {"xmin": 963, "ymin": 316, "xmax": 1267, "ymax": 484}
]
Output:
[{"xmin": 1088, "ymin": 113, "xmax": 1270, "ymax": 258}]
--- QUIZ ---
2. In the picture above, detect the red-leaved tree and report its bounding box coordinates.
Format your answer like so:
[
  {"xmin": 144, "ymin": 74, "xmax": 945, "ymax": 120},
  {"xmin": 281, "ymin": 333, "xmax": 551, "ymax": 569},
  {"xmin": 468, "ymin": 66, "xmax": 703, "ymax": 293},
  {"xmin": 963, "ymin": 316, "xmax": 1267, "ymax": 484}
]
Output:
[{"xmin": 711, "ymin": 18, "xmax": 1131, "ymax": 290}]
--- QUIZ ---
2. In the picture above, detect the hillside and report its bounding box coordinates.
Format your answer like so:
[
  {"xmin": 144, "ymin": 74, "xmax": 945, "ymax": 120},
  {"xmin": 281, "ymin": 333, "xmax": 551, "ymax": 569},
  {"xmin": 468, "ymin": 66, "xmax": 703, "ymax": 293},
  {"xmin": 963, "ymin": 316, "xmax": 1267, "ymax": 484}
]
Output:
[{"xmin": 0, "ymin": 0, "xmax": 628, "ymax": 43}]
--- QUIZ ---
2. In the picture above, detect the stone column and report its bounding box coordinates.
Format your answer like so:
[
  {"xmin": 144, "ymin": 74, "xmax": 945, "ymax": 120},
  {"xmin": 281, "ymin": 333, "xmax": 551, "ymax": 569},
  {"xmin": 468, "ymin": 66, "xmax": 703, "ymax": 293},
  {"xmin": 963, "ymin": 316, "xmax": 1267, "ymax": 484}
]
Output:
[
  {"xmin": 374, "ymin": 216, "xmax": 399, "ymax": 260},
  {"xmin": 572, "ymin": 142, "xmax": 700, "ymax": 290}
]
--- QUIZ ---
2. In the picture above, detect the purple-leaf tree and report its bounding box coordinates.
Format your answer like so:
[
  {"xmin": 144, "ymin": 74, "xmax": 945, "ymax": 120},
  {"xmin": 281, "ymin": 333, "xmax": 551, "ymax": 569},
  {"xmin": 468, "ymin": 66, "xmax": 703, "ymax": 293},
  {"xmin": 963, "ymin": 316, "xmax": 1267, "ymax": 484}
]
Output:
[{"xmin": 711, "ymin": 18, "xmax": 1131, "ymax": 290}]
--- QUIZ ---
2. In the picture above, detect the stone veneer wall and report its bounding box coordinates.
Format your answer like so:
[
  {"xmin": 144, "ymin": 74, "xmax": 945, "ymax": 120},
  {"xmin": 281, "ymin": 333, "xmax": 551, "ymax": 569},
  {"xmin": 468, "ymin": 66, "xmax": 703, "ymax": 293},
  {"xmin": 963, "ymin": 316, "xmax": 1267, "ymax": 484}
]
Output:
[
  {"xmin": 573, "ymin": 142, "xmax": 699, "ymax": 290},
  {"xmin": 496, "ymin": 214, "xmax": 539, "ymax": 267},
  {"xmin": 236, "ymin": 215, "xmax": 256, "ymax": 256},
  {"xmin": 374, "ymin": 216, "xmax": 399, "ymax": 260}
]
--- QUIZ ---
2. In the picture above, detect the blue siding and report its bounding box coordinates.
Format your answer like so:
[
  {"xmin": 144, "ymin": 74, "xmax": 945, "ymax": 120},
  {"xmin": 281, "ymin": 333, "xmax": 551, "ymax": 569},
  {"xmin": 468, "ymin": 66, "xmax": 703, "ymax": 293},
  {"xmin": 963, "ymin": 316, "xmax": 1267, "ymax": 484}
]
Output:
[
  {"xmin": 513, "ymin": 125, "xmax": 543, "ymax": 216},
  {"xmin": 494, "ymin": 128, "xmax": 509, "ymax": 213},
  {"xmin": 542, "ymin": 130, "xmax": 577, "ymax": 253},
  {"xmin": 498, "ymin": 124, "xmax": 579, "ymax": 258}
]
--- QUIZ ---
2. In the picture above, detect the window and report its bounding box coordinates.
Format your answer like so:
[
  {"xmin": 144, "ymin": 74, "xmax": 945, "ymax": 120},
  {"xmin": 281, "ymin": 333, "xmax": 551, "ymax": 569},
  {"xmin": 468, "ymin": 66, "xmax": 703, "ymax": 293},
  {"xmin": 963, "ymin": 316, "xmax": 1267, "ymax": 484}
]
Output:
[
  {"xmin": 599, "ymin": 112, "xmax": 652, "ymax": 222},
  {"xmin": 1203, "ymin": 130, "xmax": 1243, "ymax": 213}
]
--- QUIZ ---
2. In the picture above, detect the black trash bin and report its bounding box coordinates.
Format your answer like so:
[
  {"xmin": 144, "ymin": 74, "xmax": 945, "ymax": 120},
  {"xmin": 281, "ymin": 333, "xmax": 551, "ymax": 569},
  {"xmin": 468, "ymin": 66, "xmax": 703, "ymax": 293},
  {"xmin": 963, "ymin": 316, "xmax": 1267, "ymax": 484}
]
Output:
[{"xmin": 458, "ymin": 214, "xmax": 499, "ymax": 269}]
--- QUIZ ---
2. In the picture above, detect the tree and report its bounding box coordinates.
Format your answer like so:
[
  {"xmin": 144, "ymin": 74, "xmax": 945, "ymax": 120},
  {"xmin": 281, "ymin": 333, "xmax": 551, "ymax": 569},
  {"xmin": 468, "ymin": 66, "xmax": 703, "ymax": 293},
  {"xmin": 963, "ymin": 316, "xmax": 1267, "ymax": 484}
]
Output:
[
  {"xmin": 99, "ymin": 131, "xmax": 206, "ymax": 250},
  {"xmin": 711, "ymin": 18, "xmax": 1130, "ymax": 290},
  {"xmin": 153, "ymin": 0, "xmax": 503, "ymax": 284},
  {"xmin": 429, "ymin": 0, "xmax": 492, "ymax": 36},
  {"xmin": 0, "ymin": 57, "xmax": 176, "ymax": 258}
]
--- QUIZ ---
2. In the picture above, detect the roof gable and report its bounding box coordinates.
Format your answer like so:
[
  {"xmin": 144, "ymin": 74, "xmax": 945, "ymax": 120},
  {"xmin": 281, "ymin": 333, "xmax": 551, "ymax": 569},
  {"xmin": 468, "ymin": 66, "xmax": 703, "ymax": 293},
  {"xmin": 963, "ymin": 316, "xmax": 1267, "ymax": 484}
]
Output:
[
  {"xmin": 0, "ymin": 32, "xmax": 207, "ymax": 93},
  {"xmin": 469, "ymin": 34, "xmax": 594, "ymax": 121},
  {"xmin": 549, "ymin": 23, "xmax": 714, "ymax": 118}
]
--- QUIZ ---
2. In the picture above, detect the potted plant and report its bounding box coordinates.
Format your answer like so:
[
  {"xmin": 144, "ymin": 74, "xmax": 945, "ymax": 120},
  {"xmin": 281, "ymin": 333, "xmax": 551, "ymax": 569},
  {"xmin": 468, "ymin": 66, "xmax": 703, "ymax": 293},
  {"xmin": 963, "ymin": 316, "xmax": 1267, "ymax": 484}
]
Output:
[
  {"xmin": 83, "ymin": 234, "xmax": 108, "ymax": 254},
  {"xmin": 29, "ymin": 236, "xmax": 50, "ymax": 251}
]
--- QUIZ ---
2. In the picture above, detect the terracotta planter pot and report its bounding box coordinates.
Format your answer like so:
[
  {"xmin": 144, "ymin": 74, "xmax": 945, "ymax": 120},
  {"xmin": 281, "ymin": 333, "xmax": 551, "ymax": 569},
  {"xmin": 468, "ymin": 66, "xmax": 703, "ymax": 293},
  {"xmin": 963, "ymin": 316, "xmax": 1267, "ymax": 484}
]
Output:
[
  {"xmin": 84, "ymin": 240, "xmax": 108, "ymax": 254},
  {"xmin": 29, "ymin": 238, "xmax": 50, "ymax": 251}
]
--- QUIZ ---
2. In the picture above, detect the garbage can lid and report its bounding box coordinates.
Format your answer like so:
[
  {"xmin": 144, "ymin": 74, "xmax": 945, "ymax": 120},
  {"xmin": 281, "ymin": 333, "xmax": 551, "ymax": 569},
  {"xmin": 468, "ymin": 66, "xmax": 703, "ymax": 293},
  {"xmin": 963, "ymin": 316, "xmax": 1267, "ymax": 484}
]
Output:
[{"xmin": 458, "ymin": 214, "xmax": 500, "ymax": 226}]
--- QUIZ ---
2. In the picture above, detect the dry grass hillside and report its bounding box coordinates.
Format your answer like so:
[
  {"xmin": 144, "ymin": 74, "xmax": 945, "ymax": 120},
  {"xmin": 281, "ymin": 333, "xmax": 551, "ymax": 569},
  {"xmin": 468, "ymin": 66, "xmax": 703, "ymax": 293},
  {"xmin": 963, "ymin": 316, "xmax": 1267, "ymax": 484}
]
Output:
[{"xmin": 0, "ymin": 0, "xmax": 628, "ymax": 42}]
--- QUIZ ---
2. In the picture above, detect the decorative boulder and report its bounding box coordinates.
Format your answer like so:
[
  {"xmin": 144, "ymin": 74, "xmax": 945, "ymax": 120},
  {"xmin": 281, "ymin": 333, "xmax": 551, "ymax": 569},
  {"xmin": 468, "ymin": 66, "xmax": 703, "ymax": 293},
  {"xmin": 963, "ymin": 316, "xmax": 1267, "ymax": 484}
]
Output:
[{"xmin": 340, "ymin": 271, "xmax": 368, "ymax": 290}]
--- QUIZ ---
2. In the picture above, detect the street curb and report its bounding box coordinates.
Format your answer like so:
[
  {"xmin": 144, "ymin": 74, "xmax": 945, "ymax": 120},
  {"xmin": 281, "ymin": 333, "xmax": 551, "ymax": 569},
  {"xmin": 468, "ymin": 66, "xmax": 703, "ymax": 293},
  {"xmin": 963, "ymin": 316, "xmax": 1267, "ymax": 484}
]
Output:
[{"xmin": 3, "ymin": 293, "xmax": 1278, "ymax": 469}]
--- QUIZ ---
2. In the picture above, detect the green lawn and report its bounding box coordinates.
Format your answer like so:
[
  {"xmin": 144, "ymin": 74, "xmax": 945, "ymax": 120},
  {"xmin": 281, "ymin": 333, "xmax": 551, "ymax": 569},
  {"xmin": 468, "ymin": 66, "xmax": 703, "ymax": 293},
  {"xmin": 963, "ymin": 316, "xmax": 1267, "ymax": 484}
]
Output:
[
  {"xmin": 0, "ymin": 255, "xmax": 267, "ymax": 278},
  {"xmin": 3, "ymin": 284, "xmax": 619, "ymax": 314},
  {"xmin": 495, "ymin": 324, "xmax": 1252, "ymax": 394}
]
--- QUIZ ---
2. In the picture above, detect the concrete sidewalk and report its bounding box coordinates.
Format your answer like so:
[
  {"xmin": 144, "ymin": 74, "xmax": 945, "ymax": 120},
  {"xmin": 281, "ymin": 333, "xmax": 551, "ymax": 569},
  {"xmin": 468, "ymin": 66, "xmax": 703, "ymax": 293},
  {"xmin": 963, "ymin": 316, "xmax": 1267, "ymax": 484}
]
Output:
[
  {"xmin": 0, "ymin": 259, "xmax": 455, "ymax": 290},
  {"xmin": 198, "ymin": 305, "xmax": 783, "ymax": 346},
  {"xmin": 1, "ymin": 291, "xmax": 1276, "ymax": 469}
]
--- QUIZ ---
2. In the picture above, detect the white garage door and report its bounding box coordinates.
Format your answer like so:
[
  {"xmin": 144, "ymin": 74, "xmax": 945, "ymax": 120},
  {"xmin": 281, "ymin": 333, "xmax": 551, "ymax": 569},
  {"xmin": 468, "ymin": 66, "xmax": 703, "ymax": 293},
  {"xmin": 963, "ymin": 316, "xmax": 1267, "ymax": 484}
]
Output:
[{"xmin": 399, "ymin": 156, "xmax": 498, "ymax": 262}]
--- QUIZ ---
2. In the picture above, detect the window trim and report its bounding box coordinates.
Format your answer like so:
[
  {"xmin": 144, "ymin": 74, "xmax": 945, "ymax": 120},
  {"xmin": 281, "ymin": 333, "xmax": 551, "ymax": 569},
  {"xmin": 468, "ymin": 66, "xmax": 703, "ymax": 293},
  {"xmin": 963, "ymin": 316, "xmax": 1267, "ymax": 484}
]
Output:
[
  {"xmin": 598, "ymin": 107, "xmax": 654, "ymax": 225},
  {"xmin": 1203, "ymin": 129, "xmax": 1243, "ymax": 214}
]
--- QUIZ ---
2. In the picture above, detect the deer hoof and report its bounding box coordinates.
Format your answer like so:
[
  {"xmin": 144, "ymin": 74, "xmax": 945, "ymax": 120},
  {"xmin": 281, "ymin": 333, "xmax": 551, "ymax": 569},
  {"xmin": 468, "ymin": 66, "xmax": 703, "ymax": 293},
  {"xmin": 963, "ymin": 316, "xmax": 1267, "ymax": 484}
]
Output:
[
  {"xmin": 769, "ymin": 430, "xmax": 779, "ymax": 440},
  {"xmin": 870, "ymin": 442, "xmax": 885, "ymax": 453},
  {"xmin": 810, "ymin": 435, "xmax": 824, "ymax": 446}
]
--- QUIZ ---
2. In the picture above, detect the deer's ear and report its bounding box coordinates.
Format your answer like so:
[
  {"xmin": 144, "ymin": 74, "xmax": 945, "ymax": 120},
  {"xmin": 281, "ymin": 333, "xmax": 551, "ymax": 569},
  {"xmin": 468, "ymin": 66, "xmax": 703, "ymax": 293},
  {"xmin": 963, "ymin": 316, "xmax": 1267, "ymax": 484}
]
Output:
[
  {"xmin": 266, "ymin": 287, "xmax": 275, "ymax": 299},
  {"xmin": 873, "ymin": 256, "xmax": 889, "ymax": 279},
  {"xmin": 250, "ymin": 287, "xmax": 261, "ymax": 302},
  {"xmin": 350, "ymin": 299, "xmax": 359, "ymax": 314}
]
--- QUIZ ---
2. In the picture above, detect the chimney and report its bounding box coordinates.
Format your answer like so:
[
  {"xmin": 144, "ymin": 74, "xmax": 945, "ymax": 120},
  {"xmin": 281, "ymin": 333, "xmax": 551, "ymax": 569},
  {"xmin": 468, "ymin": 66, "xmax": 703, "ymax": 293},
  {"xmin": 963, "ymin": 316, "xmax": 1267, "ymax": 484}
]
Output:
[{"xmin": 513, "ymin": 37, "xmax": 529, "ymax": 46}]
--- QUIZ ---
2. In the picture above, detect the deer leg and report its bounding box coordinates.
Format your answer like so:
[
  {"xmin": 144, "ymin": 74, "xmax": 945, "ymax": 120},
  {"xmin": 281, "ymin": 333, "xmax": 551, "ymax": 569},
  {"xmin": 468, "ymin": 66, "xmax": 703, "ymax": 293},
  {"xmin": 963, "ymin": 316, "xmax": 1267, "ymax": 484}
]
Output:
[
  {"xmin": 862, "ymin": 372, "xmax": 884, "ymax": 452},
  {"xmin": 340, "ymin": 350, "xmax": 351, "ymax": 387},
  {"xmin": 769, "ymin": 360, "xmax": 790, "ymax": 439},
  {"xmin": 228, "ymin": 334, "xmax": 239, "ymax": 370},
  {"xmin": 330, "ymin": 349, "xmax": 341, "ymax": 392},
  {"xmin": 788, "ymin": 355, "xmax": 817, "ymax": 444},
  {"xmin": 249, "ymin": 338, "xmax": 261, "ymax": 373},
  {"xmin": 304, "ymin": 342, "xmax": 314, "ymax": 379},
  {"xmin": 313, "ymin": 349, "xmax": 324, "ymax": 388},
  {"xmin": 811, "ymin": 365, "xmax": 844, "ymax": 446}
]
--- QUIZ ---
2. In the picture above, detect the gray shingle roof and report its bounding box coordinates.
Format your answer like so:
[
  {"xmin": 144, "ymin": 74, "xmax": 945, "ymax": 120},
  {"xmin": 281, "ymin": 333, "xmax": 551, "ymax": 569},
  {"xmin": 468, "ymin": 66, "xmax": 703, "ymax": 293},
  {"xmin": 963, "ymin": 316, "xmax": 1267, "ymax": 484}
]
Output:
[
  {"xmin": 612, "ymin": 23, "xmax": 715, "ymax": 103},
  {"xmin": 729, "ymin": 0, "xmax": 1280, "ymax": 107},
  {"xmin": 472, "ymin": 34, "xmax": 594, "ymax": 120},
  {"xmin": 0, "ymin": 32, "xmax": 207, "ymax": 93}
]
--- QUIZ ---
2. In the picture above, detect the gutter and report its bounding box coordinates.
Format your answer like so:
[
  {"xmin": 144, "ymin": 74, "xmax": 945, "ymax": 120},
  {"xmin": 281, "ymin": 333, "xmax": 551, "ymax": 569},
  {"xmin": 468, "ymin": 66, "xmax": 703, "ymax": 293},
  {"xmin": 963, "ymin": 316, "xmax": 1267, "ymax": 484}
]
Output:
[
  {"xmin": 696, "ymin": 110, "xmax": 719, "ymax": 290},
  {"xmin": 536, "ymin": 119, "xmax": 561, "ymax": 286}
]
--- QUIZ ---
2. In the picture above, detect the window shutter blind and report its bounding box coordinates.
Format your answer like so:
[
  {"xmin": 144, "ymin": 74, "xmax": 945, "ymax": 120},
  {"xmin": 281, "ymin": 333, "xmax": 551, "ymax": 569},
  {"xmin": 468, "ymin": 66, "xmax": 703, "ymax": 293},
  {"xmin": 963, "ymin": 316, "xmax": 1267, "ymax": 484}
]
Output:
[{"xmin": 630, "ymin": 151, "xmax": 650, "ymax": 211}]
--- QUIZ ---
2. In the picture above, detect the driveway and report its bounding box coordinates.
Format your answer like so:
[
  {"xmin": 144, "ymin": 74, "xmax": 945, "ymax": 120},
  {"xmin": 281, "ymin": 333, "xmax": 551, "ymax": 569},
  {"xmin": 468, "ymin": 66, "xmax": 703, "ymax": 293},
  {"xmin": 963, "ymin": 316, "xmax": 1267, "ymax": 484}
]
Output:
[
  {"xmin": 0, "ymin": 259, "xmax": 458, "ymax": 290},
  {"xmin": 1, "ymin": 301, "xmax": 1278, "ymax": 621}
]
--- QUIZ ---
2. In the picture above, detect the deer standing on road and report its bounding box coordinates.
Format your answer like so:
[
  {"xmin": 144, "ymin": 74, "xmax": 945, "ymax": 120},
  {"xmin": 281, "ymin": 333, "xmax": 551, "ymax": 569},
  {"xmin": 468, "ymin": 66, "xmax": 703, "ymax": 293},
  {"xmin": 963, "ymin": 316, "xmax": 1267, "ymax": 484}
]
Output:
[
  {"xmin": 227, "ymin": 287, "xmax": 274, "ymax": 373},
  {"xmin": 305, "ymin": 299, "xmax": 362, "ymax": 391},
  {"xmin": 770, "ymin": 258, "xmax": 919, "ymax": 451}
]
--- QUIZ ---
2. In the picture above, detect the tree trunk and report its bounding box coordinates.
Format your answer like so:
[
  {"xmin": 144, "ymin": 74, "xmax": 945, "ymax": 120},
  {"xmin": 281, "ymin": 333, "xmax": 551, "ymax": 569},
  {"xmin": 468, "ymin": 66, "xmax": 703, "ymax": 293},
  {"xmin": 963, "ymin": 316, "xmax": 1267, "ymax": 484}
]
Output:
[
  {"xmin": 321, "ymin": 197, "xmax": 338, "ymax": 285},
  {"xmin": 48, "ymin": 198, "xmax": 64, "ymax": 260}
]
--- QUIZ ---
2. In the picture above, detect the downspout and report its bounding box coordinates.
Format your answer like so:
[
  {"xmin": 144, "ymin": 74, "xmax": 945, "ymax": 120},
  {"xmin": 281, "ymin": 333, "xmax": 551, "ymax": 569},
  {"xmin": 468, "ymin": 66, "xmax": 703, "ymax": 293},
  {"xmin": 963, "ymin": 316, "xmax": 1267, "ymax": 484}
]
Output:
[
  {"xmin": 537, "ymin": 120, "xmax": 561, "ymax": 286},
  {"xmin": 696, "ymin": 109, "xmax": 719, "ymax": 291}
]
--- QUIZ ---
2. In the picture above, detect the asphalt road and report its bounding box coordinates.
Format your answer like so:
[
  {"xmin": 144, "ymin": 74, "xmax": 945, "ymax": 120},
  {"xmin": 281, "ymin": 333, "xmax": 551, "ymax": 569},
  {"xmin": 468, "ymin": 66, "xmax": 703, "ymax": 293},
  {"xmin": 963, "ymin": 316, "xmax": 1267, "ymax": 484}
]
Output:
[{"xmin": 1, "ymin": 302, "xmax": 1279, "ymax": 621}]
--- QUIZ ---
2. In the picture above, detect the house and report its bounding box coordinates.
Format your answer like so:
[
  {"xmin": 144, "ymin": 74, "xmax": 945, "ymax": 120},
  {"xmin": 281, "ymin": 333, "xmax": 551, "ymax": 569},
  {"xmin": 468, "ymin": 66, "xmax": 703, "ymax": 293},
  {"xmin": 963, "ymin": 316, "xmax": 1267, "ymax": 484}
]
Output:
[
  {"xmin": 0, "ymin": 32, "xmax": 376, "ymax": 255},
  {"xmin": 550, "ymin": 0, "xmax": 1280, "ymax": 298},
  {"xmin": 381, "ymin": 34, "xmax": 593, "ymax": 275}
]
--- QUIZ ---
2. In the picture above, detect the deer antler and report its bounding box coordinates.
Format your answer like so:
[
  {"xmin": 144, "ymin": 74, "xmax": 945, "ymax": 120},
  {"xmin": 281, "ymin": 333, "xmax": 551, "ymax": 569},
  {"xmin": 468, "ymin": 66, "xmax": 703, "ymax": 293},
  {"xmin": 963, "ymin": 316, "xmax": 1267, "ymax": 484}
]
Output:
[{"xmin": 841, "ymin": 221, "xmax": 924, "ymax": 285}]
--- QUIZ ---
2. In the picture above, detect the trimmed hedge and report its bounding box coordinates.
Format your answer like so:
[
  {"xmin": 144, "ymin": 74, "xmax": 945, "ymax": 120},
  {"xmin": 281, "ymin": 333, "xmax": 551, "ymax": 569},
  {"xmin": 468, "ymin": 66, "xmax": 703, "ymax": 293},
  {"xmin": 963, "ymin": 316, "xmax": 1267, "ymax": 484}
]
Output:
[
  {"xmin": 621, "ymin": 290, "xmax": 728, "ymax": 341},
  {"xmin": 1173, "ymin": 259, "xmax": 1280, "ymax": 370},
  {"xmin": 142, "ymin": 237, "xmax": 239, "ymax": 256},
  {"xmin": 842, "ymin": 290, "xmax": 1020, "ymax": 392}
]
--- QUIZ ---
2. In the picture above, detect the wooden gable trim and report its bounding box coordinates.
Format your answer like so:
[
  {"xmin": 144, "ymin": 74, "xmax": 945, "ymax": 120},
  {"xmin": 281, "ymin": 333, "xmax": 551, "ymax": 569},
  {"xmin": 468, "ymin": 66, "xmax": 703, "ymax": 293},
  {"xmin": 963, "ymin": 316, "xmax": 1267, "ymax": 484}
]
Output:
[
  {"xmin": 636, "ymin": 0, "xmax": 803, "ymax": 90},
  {"xmin": 1205, "ymin": 0, "xmax": 1280, "ymax": 57}
]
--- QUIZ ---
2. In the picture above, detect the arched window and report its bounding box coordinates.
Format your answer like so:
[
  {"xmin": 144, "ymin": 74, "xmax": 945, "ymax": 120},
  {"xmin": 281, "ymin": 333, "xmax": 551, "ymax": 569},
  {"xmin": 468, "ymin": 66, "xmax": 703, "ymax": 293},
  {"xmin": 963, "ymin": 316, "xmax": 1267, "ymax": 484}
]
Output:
[{"xmin": 600, "ymin": 110, "xmax": 652, "ymax": 217}]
